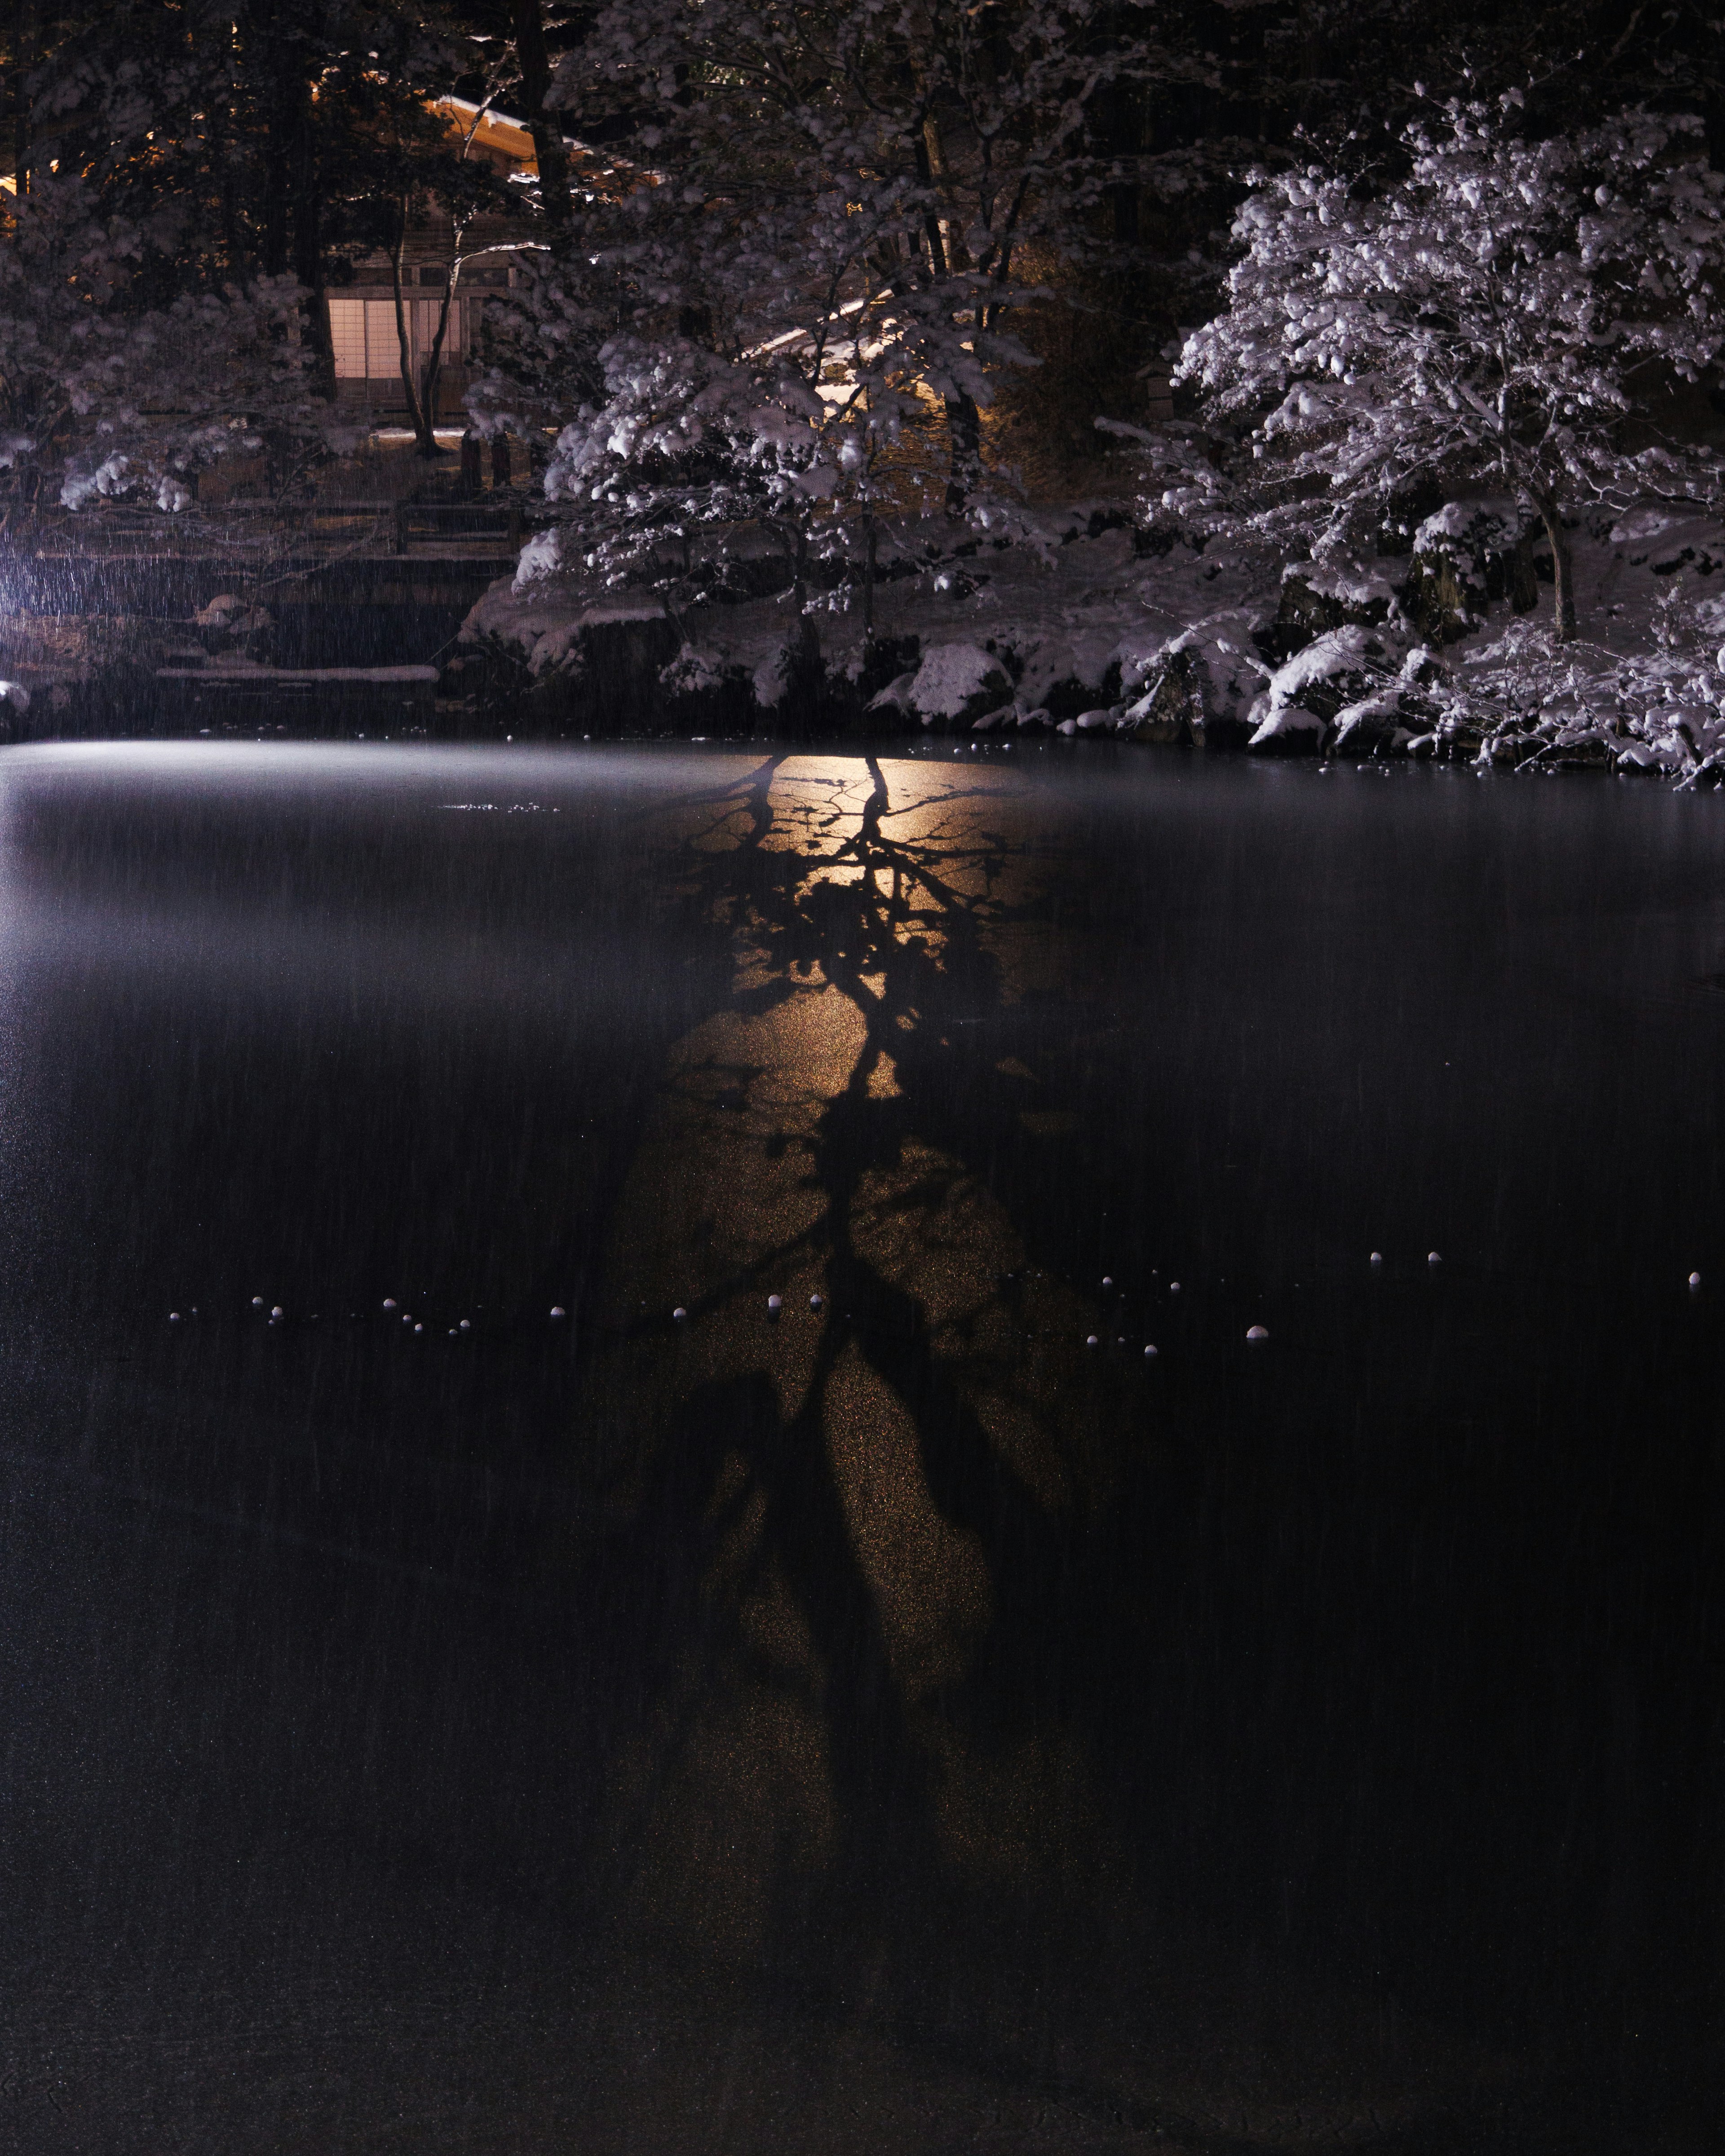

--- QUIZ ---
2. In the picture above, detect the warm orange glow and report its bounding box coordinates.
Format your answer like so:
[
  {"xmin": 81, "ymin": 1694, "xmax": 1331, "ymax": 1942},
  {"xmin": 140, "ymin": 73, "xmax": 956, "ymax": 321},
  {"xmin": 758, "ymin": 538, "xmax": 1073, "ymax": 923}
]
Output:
[{"xmin": 572, "ymin": 751, "xmax": 1123, "ymax": 1942}]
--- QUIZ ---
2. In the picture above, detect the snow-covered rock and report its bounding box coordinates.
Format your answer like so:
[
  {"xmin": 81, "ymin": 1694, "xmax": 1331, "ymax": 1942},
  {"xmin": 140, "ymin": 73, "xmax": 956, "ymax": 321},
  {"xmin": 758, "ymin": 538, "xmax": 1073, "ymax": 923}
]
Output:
[
  {"xmin": 447, "ymin": 486, "xmax": 1721, "ymax": 783},
  {"xmin": 905, "ymin": 642, "xmax": 1012, "ymax": 727},
  {"xmin": 1121, "ymin": 643, "xmax": 1210, "ymax": 744},
  {"xmin": 461, "ymin": 573, "xmax": 681, "ymax": 725},
  {"xmin": 1247, "ymin": 625, "xmax": 1389, "ymax": 752},
  {"xmin": 1402, "ymin": 499, "xmax": 1540, "ymax": 644},
  {"xmin": 867, "ymin": 668, "xmax": 922, "ymax": 716},
  {"xmin": 1276, "ymin": 563, "xmax": 1397, "ymax": 643}
]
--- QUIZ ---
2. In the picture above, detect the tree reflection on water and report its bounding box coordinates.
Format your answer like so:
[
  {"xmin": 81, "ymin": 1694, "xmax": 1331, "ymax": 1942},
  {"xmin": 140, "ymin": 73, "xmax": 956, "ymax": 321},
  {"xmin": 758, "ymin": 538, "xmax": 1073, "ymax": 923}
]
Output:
[
  {"xmin": 557, "ymin": 751, "xmax": 1484, "ymax": 2142},
  {"xmin": 0, "ymin": 741, "xmax": 1709, "ymax": 2142},
  {"xmin": 575, "ymin": 752, "xmax": 1134, "ymax": 1973}
]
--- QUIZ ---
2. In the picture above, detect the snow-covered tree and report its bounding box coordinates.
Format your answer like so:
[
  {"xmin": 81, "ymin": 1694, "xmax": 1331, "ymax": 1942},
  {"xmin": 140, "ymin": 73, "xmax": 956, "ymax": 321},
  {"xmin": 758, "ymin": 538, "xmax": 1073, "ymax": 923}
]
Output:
[
  {"xmin": 1177, "ymin": 99, "xmax": 1725, "ymax": 641},
  {"xmin": 0, "ymin": 173, "xmax": 322, "ymax": 528},
  {"xmin": 475, "ymin": 0, "xmax": 1198, "ymax": 635},
  {"xmin": 8, "ymin": 0, "xmax": 498, "ymax": 409},
  {"xmin": 0, "ymin": 0, "xmax": 523, "ymax": 516},
  {"xmin": 506, "ymin": 141, "xmax": 1021, "ymax": 642}
]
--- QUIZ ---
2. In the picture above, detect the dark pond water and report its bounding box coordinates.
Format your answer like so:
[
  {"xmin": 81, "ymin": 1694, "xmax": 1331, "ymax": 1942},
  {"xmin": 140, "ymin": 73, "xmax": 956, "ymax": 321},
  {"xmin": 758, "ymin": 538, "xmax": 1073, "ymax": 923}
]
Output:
[{"xmin": 0, "ymin": 739, "xmax": 1721, "ymax": 2152}]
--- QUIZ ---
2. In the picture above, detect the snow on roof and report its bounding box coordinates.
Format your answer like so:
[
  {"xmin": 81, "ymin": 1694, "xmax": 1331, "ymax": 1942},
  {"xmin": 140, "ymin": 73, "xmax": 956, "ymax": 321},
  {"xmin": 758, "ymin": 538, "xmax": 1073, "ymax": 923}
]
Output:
[{"xmin": 434, "ymin": 97, "xmax": 587, "ymax": 161}]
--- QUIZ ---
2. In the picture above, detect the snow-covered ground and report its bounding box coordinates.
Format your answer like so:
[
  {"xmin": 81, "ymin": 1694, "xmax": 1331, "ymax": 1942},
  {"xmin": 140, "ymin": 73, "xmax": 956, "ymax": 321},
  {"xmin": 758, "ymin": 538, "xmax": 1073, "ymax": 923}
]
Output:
[{"xmin": 459, "ymin": 497, "xmax": 1725, "ymax": 781}]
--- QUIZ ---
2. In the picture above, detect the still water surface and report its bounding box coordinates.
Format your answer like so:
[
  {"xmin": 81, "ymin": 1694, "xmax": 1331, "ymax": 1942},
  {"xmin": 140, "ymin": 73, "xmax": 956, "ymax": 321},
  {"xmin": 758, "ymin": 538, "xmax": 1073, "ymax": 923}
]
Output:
[{"xmin": 0, "ymin": 740, "xmax": 1721, "ymax": 2151}]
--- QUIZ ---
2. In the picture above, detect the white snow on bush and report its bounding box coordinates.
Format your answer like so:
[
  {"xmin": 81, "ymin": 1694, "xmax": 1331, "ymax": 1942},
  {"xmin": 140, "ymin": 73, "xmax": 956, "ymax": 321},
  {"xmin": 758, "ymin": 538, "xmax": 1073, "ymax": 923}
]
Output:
[
  {"xmin": 1608, "ymin": 506, "xmax": 1681, "ymax": 545},
  {"xmin": 1285, "ymin": 561, "xmax": 1400, "ymax": 608},
  {"xmin": 867, "ymin": 669, "xmax": 920, "ymax": 715},
  {"xmin": 907, "ymin": 643, "xmax": 1004, "ymax": 719},
  {"xmin": 458, "ymin": 483, "xmax": 1725, "ymax": 780},
  {"xmin": 1332, "ymin": 647, "xmax": 1436, "ymax": 745},
  {"xmin": 513, "ymin": 529, "xmax": 563, "ymax": 588},
  {"xmin": 1413, "ymin": 498, "xmax": 1523, "ymax": 552},
  {"xmin": 1247, "ymin": 625, "xmax": 1381, "ymax": 744},
  {"xmin": 752, "ymin": 645, "xmax": 791, "ymax": 711}
]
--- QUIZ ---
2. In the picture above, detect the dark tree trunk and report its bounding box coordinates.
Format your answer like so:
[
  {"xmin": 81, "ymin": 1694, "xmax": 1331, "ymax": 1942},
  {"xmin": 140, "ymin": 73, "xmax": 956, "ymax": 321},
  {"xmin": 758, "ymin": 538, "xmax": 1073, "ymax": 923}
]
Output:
[
  {"xmin": 945, "ymin": 391, "xmax": 981, "ymax": 515},
  {"xmin": 910, "ymin": 126, "xmax": 982, "ymax": 512},
  {"xmin": 261, "ymin": 131, "xmax": 291, "ymax": 275},
  {"xmin": 391, "ymin": 208, "xmax": 441, "ymax": 457},
  {"xmin": 1533, "ymin": 493, "xmax": 1578, "ymax": 643},
  {"xmin": 1093, "ymin": 74, "xmax": 1140, "ymax": 248},
  {"xmin": 512, "ymin": 0, "xmax": 574, "ymax": 249},
  {"xmin": 417, "ymin": 284, "xmax": 459, "ymax": 453},
  {"xmin": 8, "ymin": 0, "xmax": 35, "ymax": 193},
  {"xmin": 209, "ymin": 94, "xmax": 245, "ymax": 276},
  {"xmin": 289, "ymin": 9, "xmax": 334, "ymax": 402},
  {"xmin": 911, "ymin": 124, "xmax": 948, "ymax": 281},
  {"xmin": 259, "ymin": 23, "xmax": 305, "ymax": 280}
]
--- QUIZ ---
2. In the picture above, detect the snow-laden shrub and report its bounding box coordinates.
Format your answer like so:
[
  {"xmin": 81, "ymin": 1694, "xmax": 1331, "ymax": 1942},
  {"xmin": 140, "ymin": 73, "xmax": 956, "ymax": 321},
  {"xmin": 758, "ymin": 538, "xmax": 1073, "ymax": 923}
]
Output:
[
  {"xmin": 1425, "ymin": 576, "xmax": 1725, "ymax": 781},
  {"xmin": 1247, "ymin": 626, "xmax": 1390, "ymax": 749},
  {"xmin": 902, "ymin": 644, "xmax": 1013, "ymax": 726}
]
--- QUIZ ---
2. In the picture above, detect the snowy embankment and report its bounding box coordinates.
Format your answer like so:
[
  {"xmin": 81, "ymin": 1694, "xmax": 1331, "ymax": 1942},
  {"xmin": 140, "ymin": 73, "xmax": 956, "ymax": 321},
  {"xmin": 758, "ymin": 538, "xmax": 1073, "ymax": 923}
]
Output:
[
  {"xmin": 457, "ymin": 499, "xmax": 1725, "ymax": 779},
  {"xmin": 456, "ymin": 510, "xmax": 1278, "ymax": 742}
]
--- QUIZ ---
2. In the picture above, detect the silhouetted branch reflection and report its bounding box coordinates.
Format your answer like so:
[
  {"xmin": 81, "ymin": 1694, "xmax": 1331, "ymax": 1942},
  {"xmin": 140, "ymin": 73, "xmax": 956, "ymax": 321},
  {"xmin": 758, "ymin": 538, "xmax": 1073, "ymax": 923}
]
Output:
[{"xmin": 579, "ymin": 752, "xmax": 1128, "ymax": 1986}]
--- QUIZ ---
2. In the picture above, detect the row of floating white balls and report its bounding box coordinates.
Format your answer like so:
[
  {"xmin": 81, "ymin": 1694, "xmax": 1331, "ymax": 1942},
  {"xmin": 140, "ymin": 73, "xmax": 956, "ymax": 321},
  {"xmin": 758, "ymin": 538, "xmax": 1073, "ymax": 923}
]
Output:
[{"xmin": 170, "ymin": 1259, "xmax": 1704, "ymax": 1334}]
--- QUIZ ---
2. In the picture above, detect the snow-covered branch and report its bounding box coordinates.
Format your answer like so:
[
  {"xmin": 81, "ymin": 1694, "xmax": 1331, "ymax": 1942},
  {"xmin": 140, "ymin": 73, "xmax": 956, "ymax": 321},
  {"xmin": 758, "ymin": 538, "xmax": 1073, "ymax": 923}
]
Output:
[{"xmin": 1176, "ymin": 102, "xmax": 1725, "ymax": 641}]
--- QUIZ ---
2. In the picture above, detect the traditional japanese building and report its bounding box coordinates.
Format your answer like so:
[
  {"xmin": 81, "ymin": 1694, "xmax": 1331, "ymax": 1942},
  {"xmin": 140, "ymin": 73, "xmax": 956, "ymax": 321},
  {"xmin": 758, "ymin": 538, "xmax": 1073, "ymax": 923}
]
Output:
[{"xmin": 327, "ymin": 99, "xmax": 544, "ymax": 424}]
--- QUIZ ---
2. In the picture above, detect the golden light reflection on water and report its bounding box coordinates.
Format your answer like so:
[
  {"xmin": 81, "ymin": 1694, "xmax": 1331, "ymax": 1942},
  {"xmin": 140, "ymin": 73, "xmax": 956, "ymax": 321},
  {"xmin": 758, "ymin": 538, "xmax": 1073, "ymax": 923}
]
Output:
[
  {"xmin": 552, "ymin": 754, "xmax": 1512, "ymax": 2128},
  {"xmin": 580, "ymin": 754, "xmax": 1124, "ymax": 1955}
]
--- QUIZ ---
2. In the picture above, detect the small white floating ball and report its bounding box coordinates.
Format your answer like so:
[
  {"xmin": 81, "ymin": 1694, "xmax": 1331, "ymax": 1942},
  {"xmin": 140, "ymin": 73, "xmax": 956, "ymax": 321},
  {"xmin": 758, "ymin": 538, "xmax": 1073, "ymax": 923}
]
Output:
[
  {"xmin": 1144, "ymin": 1344, "xmax": 1159, "ymax": 1358},
  {"xmin": 1246, "ymin": 1325, "xmax": 1269, "ymax": 1342},
  {"xmin": 767, "ymin": 1294, "xmax": 783, "ymax": 1312},
  {"xmin": 1370, "ymin": 1251, "xmax": 1384, "ymax": 1267},
  {"xmin": 169, "ymin": 1312, "xmax": 181, "ymax": 1323},
  {"xmin": 672, "ymin": 1306, "xmax": 688, "ymax": 1321},
  {"xmin": 270, "ymin": 1306, "xmax": 284, "ymax": 1321},
  {"xmin": 1690, "ymin": 1272, "xmax": 1703, "ymax": 1290},
  {"xmin": 459, "ymin": 1319, "xmax": 471, "ymax": 1331},
  {"xmin": 1169, "ymin": 1281, "xmax": 1182, "ymax": 1295},
  {"xmin": 1428, "ymin": 1251, "xmax": 1442, "ymax": 1267},
  {"xmin": 1101, "ymin": 1276, "xmax": 1113, "ymax": 1289},
  {"xmin": 549, "ymin": 1306, "xmax": 566, "ymax": 1320},
  {"xmin": 415, "ymin": 1323, "xmax": 424, "ymax": 1334},
  {"xmin": 1086, "ymin": 1334, "xmax": 1100, "ymax": 1348},
  {"xmin": 252, "ymin": 1297, "xmax": 265, "ymax": 1308},
  {"xmin": 383, "ymin": 1298, "xmax": 398, "ymax": 1310},
  {"xmin": 809, "ymin": 1294, "xmax": 823, "ymax": 1311}
]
